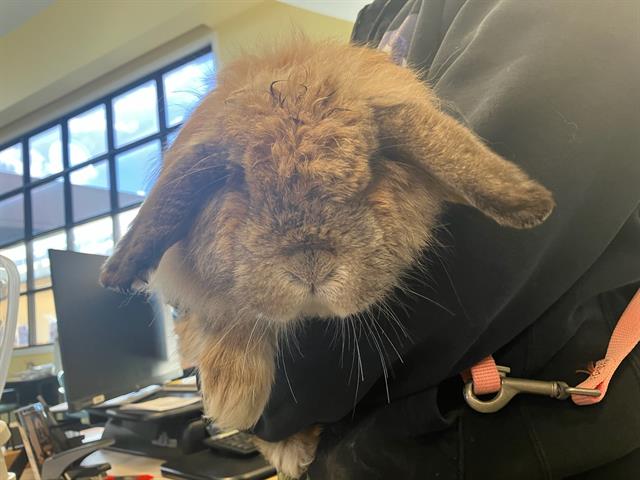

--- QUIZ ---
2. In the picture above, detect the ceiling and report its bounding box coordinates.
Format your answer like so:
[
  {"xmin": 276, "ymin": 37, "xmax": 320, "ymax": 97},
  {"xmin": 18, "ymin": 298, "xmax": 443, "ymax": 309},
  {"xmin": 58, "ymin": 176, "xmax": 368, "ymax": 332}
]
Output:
[
  {"xmin": 0, "ymin": 1, "xmax": 368, "ymax": 39},
  {"xmin": 277, "ymin": 0, "xmax": 370, "ymax": 22},
  {"xmin": 0, "ymin": 0, "xmax": 55, "ymax": 37}
]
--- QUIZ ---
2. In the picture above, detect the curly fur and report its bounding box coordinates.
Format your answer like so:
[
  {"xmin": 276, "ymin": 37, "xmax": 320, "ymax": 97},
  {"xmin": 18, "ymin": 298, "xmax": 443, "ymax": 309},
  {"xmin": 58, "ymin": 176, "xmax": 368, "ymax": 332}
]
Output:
[{"xmin": 100, "ymin": 39, "xmax": 554, "ymax": 477}]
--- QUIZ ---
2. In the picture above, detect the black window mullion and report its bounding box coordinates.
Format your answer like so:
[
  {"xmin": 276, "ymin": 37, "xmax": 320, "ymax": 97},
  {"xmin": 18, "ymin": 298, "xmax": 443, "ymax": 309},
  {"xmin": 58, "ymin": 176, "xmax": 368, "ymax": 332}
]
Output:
[
  {"xmin": 21, "ymin": 140, "xmax": 37, "ymax": 345},
  {"xmin": 22, "ymin": 140, "xmax": 32, "ymax": 244},
  {"xmin": 156, "ymin": 74, "xmax": 168, "ymax": 148},
  {"xmin": 0, "ymin": 186, "xmax": 26, "ymax": 202},
  {"xmin": 105, "ymin": 101, "xmax": 120, "ymax": 240},
  {"xmin": 27, "ymin": 292, "xmax": 36, "ymax": 346},
  {"xmin": 111, "ymin": 131, "xmax": 166, "ymax": 156},
  {"xmin": 62, "ymin": 121, "xmax": 73, "ymax": 236}
]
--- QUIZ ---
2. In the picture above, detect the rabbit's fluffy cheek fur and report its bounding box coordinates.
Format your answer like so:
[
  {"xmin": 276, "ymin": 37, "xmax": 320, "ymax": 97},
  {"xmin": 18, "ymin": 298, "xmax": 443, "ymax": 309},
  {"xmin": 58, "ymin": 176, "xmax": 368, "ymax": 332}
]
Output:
[{"xmin": 164, "ymin": 161, "xmax": 442, "ymax": 326}]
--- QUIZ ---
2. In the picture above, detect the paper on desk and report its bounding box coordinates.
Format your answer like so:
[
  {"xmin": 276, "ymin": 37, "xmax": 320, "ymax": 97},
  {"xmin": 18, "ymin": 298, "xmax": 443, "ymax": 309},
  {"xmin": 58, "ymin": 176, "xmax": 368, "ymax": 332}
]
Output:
[
  {"xmin": 119, "ymin": 396, "xmax": 201, "ymax": 412},
  {"xmin": 164, "ymin": 375, "xmax": 197, "ymax": 391},
  {"xmin": 79, "ymin": 426, "xmax": 105, "ymax": 443}
]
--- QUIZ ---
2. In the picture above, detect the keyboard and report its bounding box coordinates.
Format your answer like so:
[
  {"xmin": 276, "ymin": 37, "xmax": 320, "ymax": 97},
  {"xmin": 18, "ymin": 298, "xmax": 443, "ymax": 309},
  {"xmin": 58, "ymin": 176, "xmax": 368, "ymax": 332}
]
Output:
[{"xmin": 203, "ymin": 430, "xmax": 258, "ymax": 456}]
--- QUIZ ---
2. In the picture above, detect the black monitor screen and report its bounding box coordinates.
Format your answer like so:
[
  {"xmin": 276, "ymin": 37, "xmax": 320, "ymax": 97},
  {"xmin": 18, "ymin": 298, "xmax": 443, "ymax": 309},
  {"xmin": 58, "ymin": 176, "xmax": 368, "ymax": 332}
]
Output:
[{"xmin": 49, "ymin": 249, "xmax": 182, "ymax": 411}]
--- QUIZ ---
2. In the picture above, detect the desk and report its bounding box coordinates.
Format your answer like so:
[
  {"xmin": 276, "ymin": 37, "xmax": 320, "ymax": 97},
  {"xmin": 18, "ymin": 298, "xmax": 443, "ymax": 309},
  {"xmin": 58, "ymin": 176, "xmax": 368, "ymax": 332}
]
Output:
[
  {"xmin": 83, "ymin": 450, "xmax": 167, "ymax": 477},
  {"xmin": 18, "ymin": 450, "xmax": 166, "ymax": 480},
  {"xmin": 85, "ymin": 451, "xmax": 278, "ymax": 479},
  {"xmin": 15, "ymin": 425, "xmax": 278, "ymax": 480},
  {"xmin": 93, "ymin": 450, "xmax": 278, "ymax": 480},
  {"xmin": 19, "ymin": 450, "xmax": 278, "ymax": 480}
]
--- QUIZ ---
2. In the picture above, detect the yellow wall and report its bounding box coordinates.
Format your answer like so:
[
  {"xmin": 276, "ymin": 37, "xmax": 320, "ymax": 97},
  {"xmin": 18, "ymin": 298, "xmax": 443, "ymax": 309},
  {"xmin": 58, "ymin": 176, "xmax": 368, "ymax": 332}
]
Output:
[
  {"xmin": 0, "ymin": 0, "xmax": 353, "ymax": 136},
  {"xmin": 215, "ymin": 0, "xmax": 353, "ymax": 65},
  {"xmin": 9, "ymin": 352, "xmax": 55, "ymax": 376},
  {"xmin": 2, "ymin": 0, "xmax": 353, "ymax": 371},
  {"xmin": 0, "ymin": 0, "xmax": 258, "ymax": 130}
]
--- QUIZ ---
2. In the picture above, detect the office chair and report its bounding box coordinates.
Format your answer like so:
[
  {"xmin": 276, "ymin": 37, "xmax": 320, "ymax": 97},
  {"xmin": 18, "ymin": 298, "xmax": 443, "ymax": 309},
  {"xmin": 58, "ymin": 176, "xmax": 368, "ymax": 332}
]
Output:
[{"xmin": 0, "ymin": 255, "xmax": 20, "ymax": 480}]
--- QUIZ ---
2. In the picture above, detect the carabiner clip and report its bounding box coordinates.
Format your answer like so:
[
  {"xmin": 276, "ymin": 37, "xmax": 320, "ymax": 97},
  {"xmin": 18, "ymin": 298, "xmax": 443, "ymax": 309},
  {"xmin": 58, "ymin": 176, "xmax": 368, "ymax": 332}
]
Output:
[{"xmin": 463, "ymin": 366, "xmax": 601, "ymax": 413}]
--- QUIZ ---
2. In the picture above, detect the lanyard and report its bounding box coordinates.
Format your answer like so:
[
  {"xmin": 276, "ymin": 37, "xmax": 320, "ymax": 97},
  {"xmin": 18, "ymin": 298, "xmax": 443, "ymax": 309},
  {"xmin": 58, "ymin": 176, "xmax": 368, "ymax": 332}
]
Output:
[{"xmin": 462, "ymin": 288, "xmax": 640, "ymax": 413}]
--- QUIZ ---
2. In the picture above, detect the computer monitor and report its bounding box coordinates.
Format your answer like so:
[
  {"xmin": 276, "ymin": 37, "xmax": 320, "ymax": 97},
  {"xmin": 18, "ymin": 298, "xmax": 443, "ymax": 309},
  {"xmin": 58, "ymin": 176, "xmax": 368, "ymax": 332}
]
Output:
[{"xmin": 49, "ymin": 249, "xmax": 182, "ymax": 411}]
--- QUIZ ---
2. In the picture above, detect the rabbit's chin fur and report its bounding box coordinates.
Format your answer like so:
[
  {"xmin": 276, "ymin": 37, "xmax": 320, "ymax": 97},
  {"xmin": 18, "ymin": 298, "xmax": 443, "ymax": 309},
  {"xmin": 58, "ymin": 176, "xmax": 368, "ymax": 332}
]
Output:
[
  {"xmin": 152, "ymin": 248, "xmax": 328, "ymax": 478},
  {"xmin": 102, "ymin": 40, "xmax": 555, "ymax": 477}
]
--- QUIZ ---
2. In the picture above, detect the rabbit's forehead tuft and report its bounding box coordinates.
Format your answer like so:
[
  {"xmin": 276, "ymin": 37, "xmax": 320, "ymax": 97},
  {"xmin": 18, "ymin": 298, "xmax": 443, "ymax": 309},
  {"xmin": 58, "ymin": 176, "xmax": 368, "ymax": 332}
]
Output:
[
  {"xmin": 214, "ymin": 75, "xmax": 377, "ymax": 197},
  {"xmin": 219, "ymin": 72, "xmax": 369, "ymax": 136},
  {"xmin": 240, "ymin": 120, "xmax": 373, "ymax": 183}
]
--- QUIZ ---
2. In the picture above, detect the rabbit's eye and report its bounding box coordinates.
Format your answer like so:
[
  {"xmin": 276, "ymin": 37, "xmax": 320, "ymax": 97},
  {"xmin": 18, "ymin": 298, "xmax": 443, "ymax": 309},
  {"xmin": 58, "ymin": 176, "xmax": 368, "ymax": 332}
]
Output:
[
  {"xmin": 225, "ymin": 163, "xmax": 237, "ymax": 173},
  {"xmin": 226, "ymin": 164, "xmax": 245, "ymax": 183},
  {"xmin": 169, "ymin": 304, "xmax": 185, "ymax": 319}
]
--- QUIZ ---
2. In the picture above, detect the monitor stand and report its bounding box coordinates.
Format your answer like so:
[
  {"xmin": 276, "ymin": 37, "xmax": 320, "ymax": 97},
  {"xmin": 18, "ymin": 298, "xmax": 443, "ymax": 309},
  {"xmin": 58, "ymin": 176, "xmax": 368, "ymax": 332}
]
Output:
[
  {"xmin": 98, "ymin": 391, "xmax": 205, "ymax": 460},
  {"xmin": 97, "ymin": 384, "xmax": 162, "ymax": 408}
]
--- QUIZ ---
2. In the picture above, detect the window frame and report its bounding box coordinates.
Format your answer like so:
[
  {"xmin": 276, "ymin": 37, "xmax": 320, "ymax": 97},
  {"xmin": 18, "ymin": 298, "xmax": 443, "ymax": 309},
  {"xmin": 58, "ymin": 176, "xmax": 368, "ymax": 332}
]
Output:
[{"xmin": 0, "ymin": 46, "xmax": 213, "ymax": 348}]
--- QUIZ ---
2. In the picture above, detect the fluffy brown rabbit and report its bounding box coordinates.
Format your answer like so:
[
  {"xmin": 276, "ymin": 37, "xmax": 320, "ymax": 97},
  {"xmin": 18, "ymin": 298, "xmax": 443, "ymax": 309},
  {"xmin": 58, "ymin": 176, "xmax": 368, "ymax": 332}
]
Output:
[{"xmin": 100, "ymin": 39, "xmax": 554, "ymax": 477}]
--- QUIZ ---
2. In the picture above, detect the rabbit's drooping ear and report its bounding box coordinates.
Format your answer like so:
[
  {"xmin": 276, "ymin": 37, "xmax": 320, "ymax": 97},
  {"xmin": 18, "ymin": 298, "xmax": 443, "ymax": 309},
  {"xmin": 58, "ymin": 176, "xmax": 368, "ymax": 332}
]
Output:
[
  {"xmin": 375, "ymin": 101, "xmax": 555, "ymax": 228},
  {"xmin": 100, "ymin": 122, "xmax": 228, "ymax": 292}
]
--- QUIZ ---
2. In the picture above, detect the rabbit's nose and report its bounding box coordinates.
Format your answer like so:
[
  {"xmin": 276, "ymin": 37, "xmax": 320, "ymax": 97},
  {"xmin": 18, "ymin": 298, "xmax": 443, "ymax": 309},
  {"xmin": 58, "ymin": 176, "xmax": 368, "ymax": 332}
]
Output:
[
  {"xmin": 287, "ymin": 269, "xmax": 336, "ymax": 290},
  {"xmin": 286, "ymin": 249, "xmax": 336, "ymax": 291}
]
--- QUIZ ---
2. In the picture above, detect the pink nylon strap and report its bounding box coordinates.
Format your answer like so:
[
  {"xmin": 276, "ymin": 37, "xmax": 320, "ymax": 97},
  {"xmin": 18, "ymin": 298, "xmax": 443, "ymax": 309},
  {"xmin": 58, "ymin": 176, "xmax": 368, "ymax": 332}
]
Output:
[
  {"xmin": 464, "ymin": 355, "xmax": 502, "ymax": 395},
  {"xmin": 465, "ymin": 288, "xmax": 640, "ymax": 405},
  {"xmin": 571, "ymin": 288, "xmax": 640, "ymax": 405}
]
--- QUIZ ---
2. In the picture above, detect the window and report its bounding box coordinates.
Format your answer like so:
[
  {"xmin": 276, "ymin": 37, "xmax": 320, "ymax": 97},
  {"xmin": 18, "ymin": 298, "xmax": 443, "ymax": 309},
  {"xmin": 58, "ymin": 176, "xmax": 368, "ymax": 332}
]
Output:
[
  {"xmin": 70, "ymin": 160, "xmax": 110, "ymax": 222},
  {"xmin": 116, "ymin": 140, "xmax": 163, "ymax": 208},
  {"xmin": 113, "ymin": 81, "xmax": 160, "ymax": 148},
  {"xmin": 32, "ymin": 231, "xmax": 67, "ymax": 289},
  {"xmin": 68, "ymin": 105, "xmax": 108, "ymax": 166},
  {"xmin": 72, "ymin": 217, "xmax": 114, "ymax": 255},
  {"xmin": 0, "ymin": 193, "xmax": 24, "ymax": 245},
  {"xmin": 117, "ymin": 207, "xmax": 140, "ymax": 237},
  {"xmin": 0, "ymin": 48, "xmax": 214, "ymax": 347},
  {"xmin": 31, "ymin": 179, "xmax": 65, "ymax": 234},
  {"xmin": 29, "ymin": 126, "xmax": 63, "ymax": 179},
  {"xmin": 0, "ymin": 144, "xmax": 23, "ymax": 195},
  {"xmin": 163, "ymin": 53, "xmax": 215, "ymax": 127}
]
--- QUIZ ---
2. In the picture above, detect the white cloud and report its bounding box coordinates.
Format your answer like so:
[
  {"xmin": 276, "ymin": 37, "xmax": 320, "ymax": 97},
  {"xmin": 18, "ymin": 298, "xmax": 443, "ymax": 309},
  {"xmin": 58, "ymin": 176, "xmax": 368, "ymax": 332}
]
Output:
[
  {"xmin": 0, "ymin": 144, "xmax": 23, "ymax": 175},
  {"xmin": 69, "ymin": 161, "xmax": 100, "ymax": 185}
]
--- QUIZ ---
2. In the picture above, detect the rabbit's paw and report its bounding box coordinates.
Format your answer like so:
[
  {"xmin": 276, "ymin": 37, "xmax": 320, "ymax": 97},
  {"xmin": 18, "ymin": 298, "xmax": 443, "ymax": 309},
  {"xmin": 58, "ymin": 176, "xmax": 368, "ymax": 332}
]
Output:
[{"xmin": 254, "ymin": 426, "xmax": 322, "ymax": 479}]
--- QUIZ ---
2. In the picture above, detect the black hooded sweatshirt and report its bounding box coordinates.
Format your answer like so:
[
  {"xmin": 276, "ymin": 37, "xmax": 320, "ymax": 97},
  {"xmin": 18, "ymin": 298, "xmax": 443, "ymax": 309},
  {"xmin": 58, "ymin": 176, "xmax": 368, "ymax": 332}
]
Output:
[{"xmin": 253, "ymin": 0, "xmax": 640, "ymax": 450}]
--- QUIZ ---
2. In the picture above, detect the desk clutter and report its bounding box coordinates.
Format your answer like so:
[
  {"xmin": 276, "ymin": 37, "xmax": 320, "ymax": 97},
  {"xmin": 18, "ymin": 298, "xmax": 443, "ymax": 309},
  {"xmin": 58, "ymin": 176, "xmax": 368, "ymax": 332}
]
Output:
[
  {"xmin": 3, "ymin": 395, "xmax": 274, "ymax": 480},
  {"xmin": 119, "ymin": 397, "xmax": 201, "ymax": 413},
  {"xmin": 1, "ymin": 251, "xmax": 274, "ymax": 480},
  {"xmin": 2, "ymin": 395, "xmax": 278, "ymax": 480},
  {"xmin": 4, "ymin": 401, "xmax": 113, "ymax": 480}
]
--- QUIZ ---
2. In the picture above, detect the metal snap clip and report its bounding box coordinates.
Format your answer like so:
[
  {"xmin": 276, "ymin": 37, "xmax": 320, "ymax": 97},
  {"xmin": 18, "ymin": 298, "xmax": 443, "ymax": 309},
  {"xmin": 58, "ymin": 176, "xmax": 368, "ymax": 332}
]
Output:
[{"xmin": 463, "ymin": 366, "xmax": 601, "ymax": 413}]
